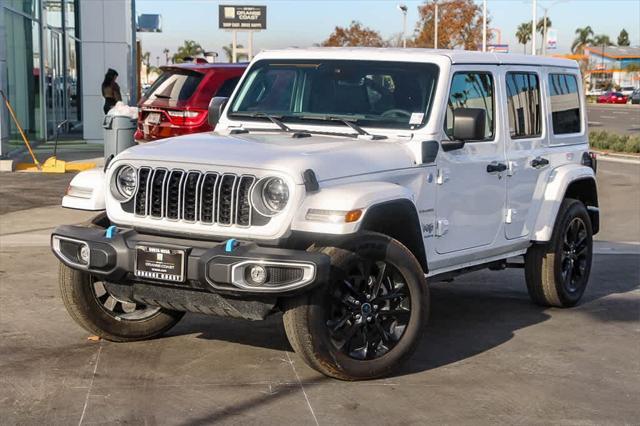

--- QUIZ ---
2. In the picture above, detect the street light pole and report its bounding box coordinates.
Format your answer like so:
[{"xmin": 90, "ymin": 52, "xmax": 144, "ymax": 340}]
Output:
[
  {"xmin": 482, "ymin": 0, "xmax": 487, "ymax": 52},
  {"xmin": 531, "ymin": 0, "xmax": 537, "ymax": 55},
  {"xmin": 434, "ymin": 1, "xmax": 439, "ymax": 49},
  {"xmin": 397, "ymin": 4, "xmax": 408, "ymax": 48},
  {"xmin": 542, "ymin": 7, "xmax": 548, "ymax": 55}
]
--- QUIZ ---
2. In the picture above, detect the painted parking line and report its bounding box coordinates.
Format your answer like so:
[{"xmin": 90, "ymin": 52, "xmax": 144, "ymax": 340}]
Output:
[
  {"xmin": 612, "ymin": 111, "xmax": 629, "ymax": 115},
  {"xmin": 600, "ymin": 115, "xmax": 616, "ymax": 119}
]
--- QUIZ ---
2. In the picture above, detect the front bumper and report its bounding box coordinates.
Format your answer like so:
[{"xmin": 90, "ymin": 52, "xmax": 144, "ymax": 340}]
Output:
[{"xmin": 51, "ymin": 225, "xmax": 330, "ymax": 297}]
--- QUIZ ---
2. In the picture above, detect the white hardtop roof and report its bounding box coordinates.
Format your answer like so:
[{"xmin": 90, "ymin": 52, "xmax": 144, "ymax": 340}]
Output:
[{"xmin": 255, "ymin": 47, "xmax": 578, "ymax": 69}]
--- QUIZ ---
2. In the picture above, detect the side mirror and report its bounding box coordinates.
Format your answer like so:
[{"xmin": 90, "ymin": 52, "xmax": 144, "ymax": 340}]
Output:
[
  {"xmin": 442, "ymin": 108, "xmax": 486, "ymax": 152},
  {"xmin": 208, "ymin": 96, "xmax": 229, "ymax": 127}
]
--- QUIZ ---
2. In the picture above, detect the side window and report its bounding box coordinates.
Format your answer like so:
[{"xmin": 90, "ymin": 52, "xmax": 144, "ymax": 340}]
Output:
[
  {"xmin": 548, "ymin": 73, "xmax": 581, "ymax": 134},
  {"xmin": 445, "ymin": 72, "xmax": 494, "ymax": 140},
  {"xmin": 506, "ymin": 72, "xmax": 542, "ymax": 138},
  {"xmin": 215, "ymin": 76, "xmax": 241, "ymax": 98}
]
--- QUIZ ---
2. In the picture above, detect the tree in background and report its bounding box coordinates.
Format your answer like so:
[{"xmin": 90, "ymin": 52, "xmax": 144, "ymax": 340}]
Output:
[
  {"xmin": 617, "ymin": 29, "xmax": 630, "ymax": 46},
  {"xmin": 516, "ymin": 22, "xmax": 532, "ymax": 54},
  {"xmin": 571, "ymin": 26, "xmax": 594, "ymax": 54},
  {"xmin": 536, "ymin": 17, "xmax": 552, "ymax": 37},
  {"xmin": 222, "ymin": 44, "xmax": 249, "ymax": 62},
  {"xmin": 321, "ymin": 21, "xmax": 386, "ymax": 47},
  {"xmin": 172, "ymin": 40, "xmax": 204, "ymax": 63},
  {"xmin": 162, "ymin": 48, "xmax": 171, "ymax": 65},
  {"xmin": 141, "ymin": 51, "xmax": 152, "ymax": 83},
  {"xmin": 592, "ymin": 34, "xmax": 614, "ymax": 48},
  {"xmin": 413, "ymin": 0, "xmax": 489, "ymax": 50}
]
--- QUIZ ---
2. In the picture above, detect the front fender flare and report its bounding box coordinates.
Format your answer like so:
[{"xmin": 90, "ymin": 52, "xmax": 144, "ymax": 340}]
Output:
[
  {"xmin": 531, "ymin": 164, "xmax": 597, "ymax": 242},
  {"xmin": 62, "ymin": 168, "xmax": 106, "ymax": 211},
  {"xmin": 291, "ymin": 181, "xmax": 415, "ymax": 235}
]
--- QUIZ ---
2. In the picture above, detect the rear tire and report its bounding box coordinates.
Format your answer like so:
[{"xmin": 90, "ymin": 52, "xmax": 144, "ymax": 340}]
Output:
[
  {"xmin": 59, "ymin": 263, "xmax": 184, "ymax": 342},
  {"xmin": 525, "ymin": 198, "xmax": 593, "ymax": 307},
  {"xmin": 283, "ymin": 232, "xmax": 429, "ymax": 380}
]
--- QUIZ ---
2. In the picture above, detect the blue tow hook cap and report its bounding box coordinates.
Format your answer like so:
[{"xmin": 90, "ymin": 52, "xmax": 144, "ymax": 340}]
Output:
[
  {"xmin": 225, "ymin": 239, "xmax": 239, "ymax": 252},
  {"xmin": 105, "ymin": 225, "xmax": 117, "ymax": 239}
]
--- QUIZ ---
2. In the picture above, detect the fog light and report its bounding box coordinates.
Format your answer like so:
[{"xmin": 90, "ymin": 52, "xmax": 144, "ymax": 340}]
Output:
[
  {"xmin": 78, "ymin": 245, "xmax": 90, "ymax": 264},
  {"xmin": 248, "ymin": 265, "xmax": 268, "ymax": 285}
]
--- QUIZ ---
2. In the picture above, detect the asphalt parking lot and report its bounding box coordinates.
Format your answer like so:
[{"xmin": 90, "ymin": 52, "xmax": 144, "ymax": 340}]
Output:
[
  {"xmin": 1, "ymin": 159, "xmax": 638, "ymax": 425},
  {"xmin": 587, "ymin": 103, "xmax": 640, "ymax": 135}
]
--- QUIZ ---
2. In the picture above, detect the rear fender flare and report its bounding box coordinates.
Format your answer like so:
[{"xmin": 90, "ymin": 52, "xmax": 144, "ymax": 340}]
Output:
[{"xmin": 531, "ymin": 165, "xmax": 597, "ymax": 241}]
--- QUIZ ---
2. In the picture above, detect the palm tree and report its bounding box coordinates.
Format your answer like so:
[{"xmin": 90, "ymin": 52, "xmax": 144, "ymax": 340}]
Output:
[
  {"xmin": 162, "ymin": 48, "xmax": 170, "ymax": 65},
  {"xmin": 222, "ymin": 43, "xmax": 248, "ymax": 63},
  {"xmin": 516, "ymin": 22, "xmax": 532, "ymax": 54},
  {"xmin": 536, "ymin": 17, "xmax": 552, "ymax": 36},
  {"xmin": 592, "ymin": 34, "xmax": 613, "ymax": 48},
  {"xmin": 141, "ymin": 51, "xmax": 151, "ymax": 83},
  {"xmin": 172, "ymin": 40, "xmax": 204, "ymax": 63},
  {"xmin": 571, "ymin": 26, "xmax": 594, "ymax": 54}
]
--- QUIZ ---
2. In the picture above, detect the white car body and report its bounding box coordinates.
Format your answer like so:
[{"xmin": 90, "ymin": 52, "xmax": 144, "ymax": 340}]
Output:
[{"xmin": 65, "ymin": 48, "xmax": 598, "ymax": 278}]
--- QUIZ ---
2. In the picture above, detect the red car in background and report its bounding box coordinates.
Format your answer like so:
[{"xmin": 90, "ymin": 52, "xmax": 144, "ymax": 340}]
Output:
[
  {"xmin": 135, "ymin": 63, "xmax": 247, "ymax": 143},
  {"xmin": 596, "ymin": 92, "xmax": 628, "ymax": 104}
]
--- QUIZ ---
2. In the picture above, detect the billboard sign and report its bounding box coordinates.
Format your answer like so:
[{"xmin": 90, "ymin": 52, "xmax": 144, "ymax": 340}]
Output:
[
  {"xmin": 137, "ymin": 14, "xmax": 162, "ymax": 32},
  {"xmin": 219, "ymin": 5, "xmax": 266, "ymax": 30},
  {"xmin": 546, "ymin": 28, "xmax": 558, "ymax": 50},
  {"xmin": 487, "ymin": 44, "xmax": 509, "ymax": 54}
]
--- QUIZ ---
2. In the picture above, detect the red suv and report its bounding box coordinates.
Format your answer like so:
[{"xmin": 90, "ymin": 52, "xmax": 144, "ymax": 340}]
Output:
[{"xmin": 135, "ymin": 63, "xmax": 247, "ymax": 143}]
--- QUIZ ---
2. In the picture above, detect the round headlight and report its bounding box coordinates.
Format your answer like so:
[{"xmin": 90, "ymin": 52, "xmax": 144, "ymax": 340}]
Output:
[
  {"xmin": 114, "ymin": 165, "xmax": 137, "ymax": 200},
  {"xmin": 261, "ymin": 177, "xmax": 289, "ymax": 213}
]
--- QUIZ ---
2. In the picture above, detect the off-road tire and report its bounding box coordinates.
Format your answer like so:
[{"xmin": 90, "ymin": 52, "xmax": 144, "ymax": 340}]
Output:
[
  {"xmin": 283, "ymin": 232, "xmax": 429, "ymax": 380},
  {"xmin": 59, "ymin": 263, "xmax": 184, "ymax": 342},
  {"xmin": 525, "ymin": 198, "xmax": 593, "ymax": 307}
]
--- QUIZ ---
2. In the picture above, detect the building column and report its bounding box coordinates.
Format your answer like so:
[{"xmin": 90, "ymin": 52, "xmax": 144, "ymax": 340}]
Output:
[{"xmin": 0, "ymin": 5, "xmax": 9, "ymax": 157}]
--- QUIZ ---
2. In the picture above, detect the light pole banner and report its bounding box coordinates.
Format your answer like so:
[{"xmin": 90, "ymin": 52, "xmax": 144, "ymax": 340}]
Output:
[{"xmin": 546, "ymin": 28, "xmax": 558, "ymax": 50}]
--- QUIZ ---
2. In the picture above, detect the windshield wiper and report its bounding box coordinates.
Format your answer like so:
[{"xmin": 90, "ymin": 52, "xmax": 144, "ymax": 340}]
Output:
[
  {"xmin": 232, "ymin": 112, "xmax": 291, "ymax": 132},
  {"xmin": 300, "ymin": 114, "xmax": 386, "ymax": 140},
  {"xmin": 152, "ymin": 93, "xmax": 171, "ymax": 99}
]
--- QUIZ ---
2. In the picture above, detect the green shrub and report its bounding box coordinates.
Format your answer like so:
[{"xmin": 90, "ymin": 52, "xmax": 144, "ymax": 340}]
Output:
[{"xmin": 588, "ymin": 131, "xmax": 640, "ymax": 153}]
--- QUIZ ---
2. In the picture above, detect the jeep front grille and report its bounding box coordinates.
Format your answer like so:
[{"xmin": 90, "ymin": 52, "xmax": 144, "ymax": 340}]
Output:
[{"xmin": 132, "ymin": 167, "xmax": 256, "ymax": 227}]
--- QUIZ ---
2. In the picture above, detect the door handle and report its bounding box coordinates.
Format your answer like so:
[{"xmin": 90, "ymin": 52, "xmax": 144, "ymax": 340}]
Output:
[
  {"xmin": 531, "ymin": 157, "xmax": 549, "ymax": 169},
  {"xmin": 486, "ymin": 162, "xmax": 508, "ymax": 174}
]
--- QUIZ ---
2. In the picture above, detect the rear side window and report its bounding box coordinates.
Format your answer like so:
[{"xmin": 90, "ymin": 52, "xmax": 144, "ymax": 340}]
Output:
[
  {"xmin": 215, "ymin": 76, "xmax": 241, "ymax": 97},
  {"xmin": 549, "ymin": 73, "xmax": 581, "ymax": 134},
  {"xmin": 146, "ymin": 71, "xmax": 203, "ymax": 101},
  {"xmin": 506, "ymin": 72, "xmax": 542, "ymax": 138},
  {"xmin": 445, "ymin": 72, "xmax": 495, "ymax": 140}
]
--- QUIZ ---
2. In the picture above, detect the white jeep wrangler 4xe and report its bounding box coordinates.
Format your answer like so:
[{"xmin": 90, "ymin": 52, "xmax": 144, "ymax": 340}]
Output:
[{"xmin": 52, "ymin": 48, "xmax": 599, "ymax": 380}]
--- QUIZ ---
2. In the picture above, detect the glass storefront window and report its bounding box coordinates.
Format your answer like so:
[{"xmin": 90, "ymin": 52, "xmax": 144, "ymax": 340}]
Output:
[
  {"xmin": 4, "ymin": 11, "xmax": 43, "ymax": 139},
  {"xmin": 5, "ymin": 0, "xmax": 39, "ymax": 18},
  {"xmin": 64, "ymin": 0, "xmax": 79, "ymax": 38},
  {"xmin": 43, "ymin": 0, "xmax": 62, "ymax": 31},
  {"xmin": 66, "ymin": 37, "xmax": 82, "ymax": 132}
]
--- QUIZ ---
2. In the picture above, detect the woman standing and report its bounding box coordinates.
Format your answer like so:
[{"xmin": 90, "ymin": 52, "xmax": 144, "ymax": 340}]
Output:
[{"xmin": 101, "ymin": 68, "xmax": 122, "ymax": 114}]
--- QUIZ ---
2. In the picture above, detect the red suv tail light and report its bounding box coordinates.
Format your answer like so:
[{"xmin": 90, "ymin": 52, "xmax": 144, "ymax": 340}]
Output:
[{"xmin": 166, "ymin": 109, "xmax": 207, "ymax": 126}]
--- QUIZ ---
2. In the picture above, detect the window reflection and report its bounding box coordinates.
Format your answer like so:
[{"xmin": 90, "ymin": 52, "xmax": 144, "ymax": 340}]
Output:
[{"xmin": 5, "ymin": 12, "xmax": 42, "ymax": 139}]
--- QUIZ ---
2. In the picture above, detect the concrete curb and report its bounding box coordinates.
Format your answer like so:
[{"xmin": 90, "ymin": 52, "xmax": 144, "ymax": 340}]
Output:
[{"xmin": 592, "ymin": 150, "xmax": 640, "ymax": 165}]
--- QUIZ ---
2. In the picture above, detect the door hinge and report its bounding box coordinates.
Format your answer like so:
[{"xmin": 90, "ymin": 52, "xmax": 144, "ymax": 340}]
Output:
[
  {"xmin": 505, "ymin": 208, "xmax": 517, "ymax": 224},
  {"xmin": 507, "ymin": 161, "xmax": 517, "ymax": 177},
  {"xmin": 436, "ymin": 168, "xmax": 450, "ymax": 185},
  {"xmin": 435, "ymin": 218, "xmax": 449, "ymax": 237}
]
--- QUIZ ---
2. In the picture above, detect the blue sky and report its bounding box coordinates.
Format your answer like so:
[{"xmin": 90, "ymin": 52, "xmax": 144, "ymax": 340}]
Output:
[{"xmin": 136, "ymin": 0, "xmax": 640, "ymax": 63}]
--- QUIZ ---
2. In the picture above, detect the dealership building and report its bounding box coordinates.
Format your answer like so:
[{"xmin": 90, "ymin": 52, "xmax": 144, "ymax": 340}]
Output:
[{"xmin": 0, "ymin": 0, "xmax": 136, "ymax": 157}]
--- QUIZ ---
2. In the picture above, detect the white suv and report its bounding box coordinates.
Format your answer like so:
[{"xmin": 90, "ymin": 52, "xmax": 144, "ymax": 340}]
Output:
[{"xmin": 52, "ymin": 48, "xmax": 599, "ymax": 380}]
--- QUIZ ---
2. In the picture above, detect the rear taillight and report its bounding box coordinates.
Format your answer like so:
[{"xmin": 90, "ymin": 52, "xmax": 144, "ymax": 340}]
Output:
[
  {"xmin": 166, "ymin": 109, "xmax": 207, "ymax": 126},
  {"xmin": 582, "ymin": 151, "xmax": 597, "ymax": 174}
]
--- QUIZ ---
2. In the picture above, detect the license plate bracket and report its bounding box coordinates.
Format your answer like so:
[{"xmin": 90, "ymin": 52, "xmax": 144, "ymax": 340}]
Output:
[
  {"xmin": 134, "ymin": 245, "xmax": 185, "ymax": 282},
  {"xmin": 145, "ymin": 112, "xmax": 161, "ymax": 125}
]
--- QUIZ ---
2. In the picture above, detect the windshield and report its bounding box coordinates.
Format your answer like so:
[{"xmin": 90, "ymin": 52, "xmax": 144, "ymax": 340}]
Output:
[{"xmin": 229, "ymin": 60, "xmax": 439, "ymax": 130}]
